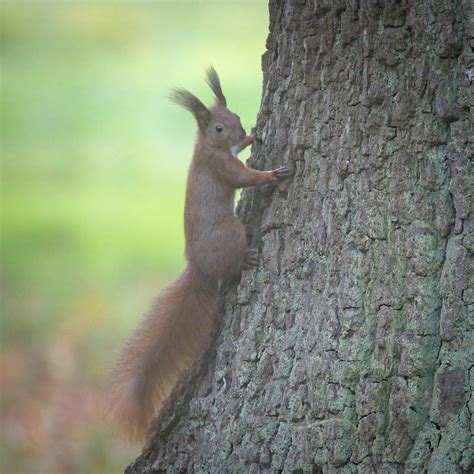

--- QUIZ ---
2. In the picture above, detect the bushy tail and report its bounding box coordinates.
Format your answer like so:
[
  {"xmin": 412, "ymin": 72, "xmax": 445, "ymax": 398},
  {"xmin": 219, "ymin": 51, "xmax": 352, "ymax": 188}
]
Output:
[{"xmin": 105, "ymin": 263, "xmax": 218, "ymax": 441}]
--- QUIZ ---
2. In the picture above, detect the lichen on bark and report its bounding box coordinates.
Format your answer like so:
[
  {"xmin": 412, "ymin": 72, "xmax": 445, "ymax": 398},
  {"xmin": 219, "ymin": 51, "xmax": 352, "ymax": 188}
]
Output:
[{"xmin": 127, "ymin": 0, "xmax": 473, "ymax": 472}]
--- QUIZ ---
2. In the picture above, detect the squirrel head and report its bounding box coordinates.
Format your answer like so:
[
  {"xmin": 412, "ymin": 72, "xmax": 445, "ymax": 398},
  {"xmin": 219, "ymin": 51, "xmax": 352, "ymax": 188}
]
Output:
[{"xmin": 170, "ymin": 67, "xmax": 246, "ymax": 150}]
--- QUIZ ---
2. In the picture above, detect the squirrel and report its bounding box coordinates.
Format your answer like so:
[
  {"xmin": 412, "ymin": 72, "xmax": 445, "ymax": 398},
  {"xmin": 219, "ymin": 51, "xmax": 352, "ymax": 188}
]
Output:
[{"xmin": 106, "ymin": 67, "xmax": 291, "ymax": 441}]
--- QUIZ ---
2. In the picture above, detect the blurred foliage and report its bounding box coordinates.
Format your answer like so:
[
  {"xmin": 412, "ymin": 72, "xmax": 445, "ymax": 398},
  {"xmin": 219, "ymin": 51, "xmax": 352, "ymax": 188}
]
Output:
[{"xmin": 0, "ymin": 2, "xmax": 267, "ymax": 472}]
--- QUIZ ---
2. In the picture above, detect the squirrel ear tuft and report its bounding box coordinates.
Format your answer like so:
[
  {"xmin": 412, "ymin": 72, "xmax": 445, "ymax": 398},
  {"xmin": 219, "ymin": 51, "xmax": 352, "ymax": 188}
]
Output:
[
  {"xmin": 205, "ymin": 66, "xmax": 227, "ymax": 106},
  {"xmin": 169, "ymin": 88, "xmax": 211, "ymax": 132}
]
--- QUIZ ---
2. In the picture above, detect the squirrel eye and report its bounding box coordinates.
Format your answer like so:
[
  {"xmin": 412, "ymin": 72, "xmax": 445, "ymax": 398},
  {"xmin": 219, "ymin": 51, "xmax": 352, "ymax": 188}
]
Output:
[{"xmin": 215, "ymin": 123, "xmax": 224, "ymax": 132}]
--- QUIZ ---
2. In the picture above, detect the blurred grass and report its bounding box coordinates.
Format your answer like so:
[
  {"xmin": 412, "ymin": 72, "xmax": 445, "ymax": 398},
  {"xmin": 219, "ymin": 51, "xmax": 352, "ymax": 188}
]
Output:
[{"xmin": 0, "ymin": 2, "xmax": 268, "ymax": 472}]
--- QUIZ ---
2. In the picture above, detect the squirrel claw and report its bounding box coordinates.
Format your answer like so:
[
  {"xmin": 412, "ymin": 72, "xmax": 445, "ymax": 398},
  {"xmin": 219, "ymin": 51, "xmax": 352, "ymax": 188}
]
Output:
[
  {"xmin": 243, "ymin": 249, "xmax": 259, "ymax": 269},
  {"xmin": 272, "ymin": 166, "xmax": 291, "ymax": 181}
]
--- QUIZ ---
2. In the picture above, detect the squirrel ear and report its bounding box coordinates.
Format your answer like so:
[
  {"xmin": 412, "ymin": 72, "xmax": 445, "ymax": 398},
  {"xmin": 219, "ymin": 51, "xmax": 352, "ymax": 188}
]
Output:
[
  {"xmin": 205, "ymin": 66, "xmax": 227, "ymax": 106},
  {"xmin": 169, "ymin": 88, "xmax": 211, "ymax": 132}
]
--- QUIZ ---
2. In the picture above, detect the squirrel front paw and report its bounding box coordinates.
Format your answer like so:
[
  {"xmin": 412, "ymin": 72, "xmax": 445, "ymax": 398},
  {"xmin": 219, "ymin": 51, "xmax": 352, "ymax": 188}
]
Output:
[
  {"xmin": 272, "ymin": 166, "xmax": 291, "ymax": 182},
  {"xmin": 245, "ymin": 128, "xmax": 255, "ymax": 145}
]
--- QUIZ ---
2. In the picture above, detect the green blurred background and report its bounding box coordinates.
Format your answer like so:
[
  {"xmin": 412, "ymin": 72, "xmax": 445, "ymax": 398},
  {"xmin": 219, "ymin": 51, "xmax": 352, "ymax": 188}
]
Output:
[{"xmin": 0, "ymin": 2, "xmax": 268, "ymax": 472}]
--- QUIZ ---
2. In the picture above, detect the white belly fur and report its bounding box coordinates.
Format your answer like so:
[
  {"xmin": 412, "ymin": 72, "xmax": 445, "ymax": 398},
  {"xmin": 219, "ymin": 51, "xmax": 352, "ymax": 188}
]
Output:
[{"xmin": 230, "ymin": 145, "xmax": 239, "ymax": 157}]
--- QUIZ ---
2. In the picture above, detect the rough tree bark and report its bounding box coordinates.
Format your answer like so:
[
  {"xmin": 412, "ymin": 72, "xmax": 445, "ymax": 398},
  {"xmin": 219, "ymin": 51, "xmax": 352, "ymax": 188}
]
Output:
[{"xmin": 128, "ymin": 0, "xmax": 473, "ymax": 472}]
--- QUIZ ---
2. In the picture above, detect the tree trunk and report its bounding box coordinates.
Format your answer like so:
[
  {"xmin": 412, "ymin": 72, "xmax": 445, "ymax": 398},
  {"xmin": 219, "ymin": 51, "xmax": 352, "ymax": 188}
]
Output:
[{"xmin": 128, "ymin": 0, "xmax": 473, "ymax": 472}]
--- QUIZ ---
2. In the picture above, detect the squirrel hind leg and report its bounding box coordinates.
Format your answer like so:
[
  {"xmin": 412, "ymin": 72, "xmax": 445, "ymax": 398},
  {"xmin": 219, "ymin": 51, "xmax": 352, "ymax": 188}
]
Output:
[{"xmin": 190, "ymin": 216, "xmax": 248, "ymax": 282}]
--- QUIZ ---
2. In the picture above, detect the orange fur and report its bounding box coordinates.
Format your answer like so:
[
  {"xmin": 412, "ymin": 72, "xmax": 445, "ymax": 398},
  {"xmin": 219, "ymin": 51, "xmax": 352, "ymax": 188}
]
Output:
[{"xmin": 105, "ymin": 68, "xmax": 290, "ymax": 441}]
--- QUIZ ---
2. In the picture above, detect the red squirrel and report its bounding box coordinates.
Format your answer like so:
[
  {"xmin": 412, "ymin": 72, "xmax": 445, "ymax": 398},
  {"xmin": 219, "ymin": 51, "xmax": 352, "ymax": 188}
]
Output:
[{"xmin": 106, "ymin": 67, "xmax": 290, "ymax": 440}]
